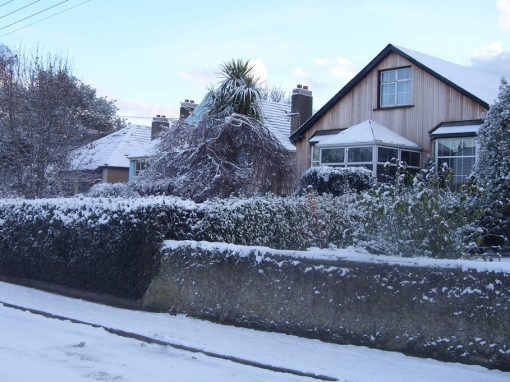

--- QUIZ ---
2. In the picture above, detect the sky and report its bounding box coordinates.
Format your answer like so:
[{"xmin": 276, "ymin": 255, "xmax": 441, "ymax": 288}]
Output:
[{"xmin": 0, "ymin": 0, "xmax": 509, "ymax": 125}]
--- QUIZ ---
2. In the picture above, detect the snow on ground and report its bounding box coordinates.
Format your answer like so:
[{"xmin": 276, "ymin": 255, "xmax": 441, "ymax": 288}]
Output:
[
  {"xmin": 1, "ymin": 282, "xmax": 508, "ymax": 382},
  {"xmin": 0, "ymin": 305, "xmax": 301, "ymax": 382}
]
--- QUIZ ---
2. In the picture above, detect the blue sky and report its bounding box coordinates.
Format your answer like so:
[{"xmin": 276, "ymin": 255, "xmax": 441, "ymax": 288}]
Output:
[{"xmin": 1, "ymin": 0, "xmax": 509, "ymax": 125}]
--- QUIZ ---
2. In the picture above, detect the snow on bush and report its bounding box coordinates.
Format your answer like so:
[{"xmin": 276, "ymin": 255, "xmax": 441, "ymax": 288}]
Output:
[
  {"xmin": 300, "ymin": 166, "xmax": 375, "ymax": 196},
  {"xmin": 197, "ymin": 193, "xmax": 364, "ymax": 249},
  {"xmin": 0, "ymin": 173, "xmax": 483, "ymax": 299},
  {"xmin": 0, "ymin": 196, "xmax": 198, "ymax": 298},
  {"xmin": 474, "ymin": 79, "xmax": 510, "ymax": 247},
  {"xmin": 358, "ymin": 164, "xmax": 483, "ymax": 258}
]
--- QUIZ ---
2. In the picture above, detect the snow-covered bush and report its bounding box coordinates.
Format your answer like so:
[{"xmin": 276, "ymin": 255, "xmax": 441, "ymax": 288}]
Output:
[
  {"xmin": 358, "ymin": 165, "xmax": 483, "ymax": 258},
  {"xmin": 474, "ymin": 79, "xmax": 510, "ymax": 248},
  {"xmin": 87, "ymin": 182, "xmax": 132, "ymax": 198},
  {"xmin": 0, "ymin": 197, "xmax": 197, "ymax": 298},
  {"xmin": 196, "ymin": 193, "xmax": 362, "ymax": 250},
  {"xmin": 299, "ymin": 166, "xmax": 375, "ymax": 196}
]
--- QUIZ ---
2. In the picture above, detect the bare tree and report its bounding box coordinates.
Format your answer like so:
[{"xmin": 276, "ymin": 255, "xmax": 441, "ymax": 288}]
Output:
[
  {"xmin": 0, "ymin": 46, "xmax": 123, "ymax": 198},
  {"xmin": 260, "ymin": 83, "xmax": 290, "ymax": 104}
]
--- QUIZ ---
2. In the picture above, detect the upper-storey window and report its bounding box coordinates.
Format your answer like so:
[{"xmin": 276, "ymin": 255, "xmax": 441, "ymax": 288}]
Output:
[{"xmin": 380, "ymin": 67, "xmax": 412, "ymax": 107}]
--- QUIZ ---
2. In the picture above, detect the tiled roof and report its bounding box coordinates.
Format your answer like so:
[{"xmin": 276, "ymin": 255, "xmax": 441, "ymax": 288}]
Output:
[
  {"xmin": 260, "ymin": 100, "xmax": 295, "ymax": 151},
  {"xmin": 71, "ymin": 124, "xmax": 151, "ymax": 170}
]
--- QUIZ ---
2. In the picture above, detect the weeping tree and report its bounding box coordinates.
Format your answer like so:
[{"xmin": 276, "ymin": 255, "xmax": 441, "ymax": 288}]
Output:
[{"xmin": 131, "ymin": 58, "xmax": 295, "ymax": 201}]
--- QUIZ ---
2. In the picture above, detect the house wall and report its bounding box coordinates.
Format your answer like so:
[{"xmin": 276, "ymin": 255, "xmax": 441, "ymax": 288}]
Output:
[
  {"xmin": 296, "ymin": 53, "xmax": 488, "ymax": 175},
  {"xmin": 101, "ymin": 167, "xmax": 129, "ymax": 183}
]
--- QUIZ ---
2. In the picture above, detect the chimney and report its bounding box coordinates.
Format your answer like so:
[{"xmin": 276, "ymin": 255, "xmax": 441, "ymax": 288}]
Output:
[
  {"xmin": 151, "ymin": 115, "xmax": 170, "ymax": 140},
  {"xmin": 291, "ymin": 84, "xmax": 313, "ymax": 135},
  {"xmin": 180, "ymin": 99, "xmax": 198, "ymax": 119}
]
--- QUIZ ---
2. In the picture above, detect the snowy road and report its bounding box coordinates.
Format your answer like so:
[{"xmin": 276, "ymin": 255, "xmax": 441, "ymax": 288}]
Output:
[{"xmin": 1, "ymin": 282, "xmax": 509, "ymax": 382}]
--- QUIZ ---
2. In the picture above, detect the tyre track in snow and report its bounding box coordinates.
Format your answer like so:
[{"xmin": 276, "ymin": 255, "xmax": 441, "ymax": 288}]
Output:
[{"xmin": 0, "ymin": 301, "xmax": 338, "ymax": 382}]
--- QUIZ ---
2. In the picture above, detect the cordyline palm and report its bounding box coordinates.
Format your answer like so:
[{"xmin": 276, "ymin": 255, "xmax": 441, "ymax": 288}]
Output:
[{"xmin": 207, "ymin": 58, "xmax": 263, "ymax": 121}]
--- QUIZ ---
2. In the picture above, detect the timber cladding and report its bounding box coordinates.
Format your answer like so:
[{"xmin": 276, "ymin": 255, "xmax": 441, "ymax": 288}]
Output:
[
  {"xmin": 296, "ymin": 52, "xmax": 488, "ymax": 176},
  {"xmin": 143, "ymin": 242, "xmax": 510, "ymax": 371}
]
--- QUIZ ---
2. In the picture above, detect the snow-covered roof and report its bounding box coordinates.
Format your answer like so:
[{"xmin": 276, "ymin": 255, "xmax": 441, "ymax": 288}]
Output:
[
  {"xmin": 72, "ymin": 124, "xmax": 151, "ymax": 170},
  {"xmin": 260, "ymin": 100, "xmax": 295, "ymax": 151},
  {"xmin": 431, "ymin": 123, "xmax": 482, "ymax": 137},
  {"xmin": 309, "ymin": 132, "xmax": 341, "ymax": 144},
  {"xmin": 396, "ymin": 45, "xmax": 501, "ymax": 106},
  {"xmin": 317, "ymin": 120, "xmax": 421, "ymax": 149},
  {"xmin": 128, "ymin": 137, "xmax": 161, "ymax": 159}
]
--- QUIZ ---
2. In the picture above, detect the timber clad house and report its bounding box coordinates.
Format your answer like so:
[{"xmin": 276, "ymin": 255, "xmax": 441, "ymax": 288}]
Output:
[{"xmin": 290, "ymin": 44, "xmax": 502, "ymax": 186}]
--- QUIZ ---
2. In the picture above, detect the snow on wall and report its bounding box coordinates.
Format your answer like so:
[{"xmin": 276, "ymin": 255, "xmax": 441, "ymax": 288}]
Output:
[{"xmin": 145, "ymin": 240, "xmax": 510, "ymax": 371}]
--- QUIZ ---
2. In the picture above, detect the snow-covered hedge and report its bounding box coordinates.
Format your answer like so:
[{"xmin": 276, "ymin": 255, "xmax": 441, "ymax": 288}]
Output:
[
  {"xmin": 299, "ymin": 166, "xmax": 375, "ymax": 196},
  {"xmin": 0, "ymin": 180, "xmax": 483, "ymax": 299},
  {"xmin": 197, "ymin": 194, "xmax": 364, "ymax": 249},
  {"xmin": 0, "ymin": 197, "xmax": 197, "ymax": 298}
]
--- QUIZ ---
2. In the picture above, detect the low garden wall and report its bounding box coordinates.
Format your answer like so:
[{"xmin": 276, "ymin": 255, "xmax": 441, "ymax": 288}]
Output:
[{"xmin": 143, "ymin": 241, "xmax": 510, "ymax": 371}]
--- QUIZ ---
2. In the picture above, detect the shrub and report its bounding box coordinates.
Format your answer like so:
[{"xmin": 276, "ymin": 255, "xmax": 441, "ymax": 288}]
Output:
[
  {"xmin": 300, "ymin": 166, "xmax": 375, "ymax": 196},
  {"xmin": 357, "ymin": 165, "xmax": 483, "ymax": 258},
  {"xmin": 0, "ymin": 197, "xmax": 197, "ymax": 298}
]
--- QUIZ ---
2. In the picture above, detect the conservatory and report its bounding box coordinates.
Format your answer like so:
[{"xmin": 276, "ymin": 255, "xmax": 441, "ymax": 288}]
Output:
[{"xmin": 310, "ymin": 119, "xmax": 421, "ymax": 180}]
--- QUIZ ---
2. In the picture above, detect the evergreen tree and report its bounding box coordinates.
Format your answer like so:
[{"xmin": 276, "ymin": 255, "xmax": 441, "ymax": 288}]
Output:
[
  {"xmin": 474, "ymin": 79, "xmax": 510, "ymax": 246},
  {"xmin": 206, "ymin": 59, "xmax": 263, "ymax": 120}
]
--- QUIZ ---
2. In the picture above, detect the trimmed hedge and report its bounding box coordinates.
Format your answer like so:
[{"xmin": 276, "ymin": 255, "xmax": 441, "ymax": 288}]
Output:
[
  {"xmin": 0, "ymin": 194, "xmax": 365, "ymax": 298},
  {"xmin": 300, "ymin": 166, "xmax": 375, "ymax": 196},
  {"xmin": 0, "ymin": 197, "xmax": 197, "ymax": 299},
  {"xmin": 196, "ymin": 194, "xmax": 363, "ymax": 250}
]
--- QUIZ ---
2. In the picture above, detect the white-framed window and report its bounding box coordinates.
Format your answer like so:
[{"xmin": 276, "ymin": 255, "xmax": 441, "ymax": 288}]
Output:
[
  {"xmin": 312, "ymin": 144, "xmax": 421, "ymax": 181},
  {"xmin": 311, "ymin": 145, "xmax": 321, "ymax": 167},
  {"xmin": 435, "ymin": 137, "xmax": 476, "ymax": 186},
  {"xmin": 314, "ymin": 146, "xmax": 374, "ymax": 171},
  {"xmin": 134, "ymin": 159, "xmax": 147, "ymax": 176},
  {"xmin": 376, "ymin": 146, "xmax": 421, "ymax": 181},
  {"xmin": 380, "ymin": 67, "xmax": 412, "ymax": 107}
]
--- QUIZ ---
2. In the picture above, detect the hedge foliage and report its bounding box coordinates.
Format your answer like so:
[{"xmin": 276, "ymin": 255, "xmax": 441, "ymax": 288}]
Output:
[
  {"xmin": 0, "ymin": 197, "xmax": 197, "ymax": 299},
  {"xmin": 299, "ymin": 166, "xmax": 375, "ymax": 196},
  {"xmin": 0, "ymin": 176, "xmax": 483, "ymax": 299}
]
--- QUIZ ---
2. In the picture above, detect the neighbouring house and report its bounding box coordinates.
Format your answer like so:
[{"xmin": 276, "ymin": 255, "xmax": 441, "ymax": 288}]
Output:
[
  {"xmin": 290, "ymin": 43, "xmax": 502, "ymax": 186},
  {"xmin": 71, "ymin": 123, "xmax": 151, "ymax": 193}
]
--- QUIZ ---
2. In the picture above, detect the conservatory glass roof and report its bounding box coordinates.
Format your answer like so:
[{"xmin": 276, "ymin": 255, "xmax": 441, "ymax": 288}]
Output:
[{"xmin": 317, "ymin": 120, "xmax": 420, "ymax": 150}]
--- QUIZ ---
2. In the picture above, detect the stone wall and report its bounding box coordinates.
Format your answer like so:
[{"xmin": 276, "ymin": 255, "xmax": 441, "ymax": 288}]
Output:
[{"xmin": 143, "ymin": 241, "xmax": 510, "ymax": 371}]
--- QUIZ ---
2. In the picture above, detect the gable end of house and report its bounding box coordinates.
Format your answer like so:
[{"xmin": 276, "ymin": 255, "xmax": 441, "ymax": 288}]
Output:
[{"xmin": 290, "ymin": 44, "xmax": 492, "ymax": 143}]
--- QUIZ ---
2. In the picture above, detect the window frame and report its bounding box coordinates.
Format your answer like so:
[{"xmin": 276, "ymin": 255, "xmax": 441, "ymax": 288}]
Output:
[
  {"xmin": 378, "ymin": 66, "xmax": 413, "ymax": 108},
  {"xmin": 134, "ymin": 158, "xmax": 148, "ymax": 176},
  {"xmin": 434, "ymin": 137, "xmax": 477, "ymax": 186}
]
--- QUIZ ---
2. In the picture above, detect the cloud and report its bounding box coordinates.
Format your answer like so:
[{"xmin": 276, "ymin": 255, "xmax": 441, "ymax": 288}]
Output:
[
  {"xmin": 498, "ymin": 0, "xmax": 510, "ymax": 30},
  {"xmin": 179, "ymin": 68, "xmax": 215, "ymax": 88},
  {"xmin": 251, "ymin": 58, "xmax": 269, "ymax": 83},
  {"xmin": 314, "ymin": 58, "xmax": 330, "ymax": 67},
  {"xmin": 329, "ymin": 57, "xmax": 356, "ymax": 80},
  {"xmin": 293, "ymin": 67, "xmax": 308, "ymax": 77},
  {"xmin": 471, "ymin": 41, "xmax": 510, "ymax": 78}
]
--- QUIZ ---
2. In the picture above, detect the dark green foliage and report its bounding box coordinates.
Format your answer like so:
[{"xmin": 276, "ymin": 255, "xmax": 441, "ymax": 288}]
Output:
[
  {"xmin": 0, "ymin": 199, "xmax": 197, "ymax": 298},
  {"xmin": 300, "ymin": 166, "xmax": 375, "ymax": 196},
  {"xmin": 473, "ymin": 79, "xmax": 510, "ymax": 249}
]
